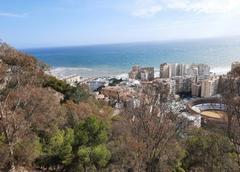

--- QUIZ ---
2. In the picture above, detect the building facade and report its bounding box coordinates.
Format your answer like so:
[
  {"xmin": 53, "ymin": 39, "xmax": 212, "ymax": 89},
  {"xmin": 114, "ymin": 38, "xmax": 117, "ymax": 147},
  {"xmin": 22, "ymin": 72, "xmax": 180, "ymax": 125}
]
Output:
[
  {"xmin": 128, "ymin": 65, "xmax": 140, "ymax": 80},
  {"xmin": 191, "ymin": 83, "xmax": 201, "ymax": 97},
  {"xmin": 140, "ymin": 67, "xmax": 154, "ymax": 81},
  {"xmin": 198, "ymin": 64, "xmax": 210, "ymax": 76},
  {"xmin": 201, "ymin": 77, "xmax": 219, "ymax": 98},
  {"xmin": 160, "ymin": 63, "xmax": 172, "ymax": 78}
]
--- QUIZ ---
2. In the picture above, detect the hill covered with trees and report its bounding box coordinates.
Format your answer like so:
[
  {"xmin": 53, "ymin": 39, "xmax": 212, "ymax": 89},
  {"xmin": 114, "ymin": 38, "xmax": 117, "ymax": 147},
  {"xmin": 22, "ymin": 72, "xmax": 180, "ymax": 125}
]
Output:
[{"xmin": 0, "ymin": 43, "xmax": 239, "ymax": 172}]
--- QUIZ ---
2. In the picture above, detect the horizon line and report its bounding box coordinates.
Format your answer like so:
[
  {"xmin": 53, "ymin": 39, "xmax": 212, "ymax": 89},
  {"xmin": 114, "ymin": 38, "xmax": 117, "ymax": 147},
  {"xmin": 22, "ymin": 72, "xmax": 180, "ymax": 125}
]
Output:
[{"xmin": 19, "ymin": 34, "xmax": 240, "ymax": 50}]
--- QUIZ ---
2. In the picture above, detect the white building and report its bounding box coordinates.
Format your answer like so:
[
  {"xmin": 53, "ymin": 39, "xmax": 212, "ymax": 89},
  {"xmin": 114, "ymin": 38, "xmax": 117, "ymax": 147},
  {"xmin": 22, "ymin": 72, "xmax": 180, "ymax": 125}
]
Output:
[
  {"xmin": 129, "ymin": 65, "xmax": 140, "ymax": 79},
  {"xmin": 140, "ymin": 67, "xmax": 154, "ymax": 81},
  {"xmin": 176, "ymin": 64, "xmax": 188, "ymax": 76},
  {"xmin": 187, "ymin": 64, "xmax": 198, "ymax": 76},
  {"xmin": 160, "ymin": 63, "xmax": 172, "ymax": 78},
  {"xmin": 88, "ymin": 79, "xmax": 106, "ymax": 91},
  {"xmin": 174, "ymin": 76, "xmax": 192, "ymax": 93},
  {"xmin": 63, "ymin": 75, "xmax": 83, "ymax": 86},
  {"xmin": 171, "ymin": 64, "xmax": 177, "ymax": 77},
  {"xmin": 201, "ymin": 77, "xmax": 219, "ymax": 98},
  {"xmin": 191, "ymin": 83, "xmax": 201, "ymax": 97},
  {"xmin": 198, "ymin": 64, "xmax": 210, "ymax": 76},
  {"xmin": 157, "ymin": 78, "xmax": 176, "ymax": 96},
  {"xmin": 180, "ymin": 112, "xmax": 201, "ymax": 128},
  {"xmin": 174, "ymin": 76, "xmax": 184, "ymax": 93}
]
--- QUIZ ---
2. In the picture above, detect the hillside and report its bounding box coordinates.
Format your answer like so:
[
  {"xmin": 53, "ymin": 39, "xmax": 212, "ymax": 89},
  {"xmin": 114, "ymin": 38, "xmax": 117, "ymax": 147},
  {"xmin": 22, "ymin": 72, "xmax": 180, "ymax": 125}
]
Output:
[{"xmin": 0, "ymin": 43, "xmax": 239, "ymax": 172}]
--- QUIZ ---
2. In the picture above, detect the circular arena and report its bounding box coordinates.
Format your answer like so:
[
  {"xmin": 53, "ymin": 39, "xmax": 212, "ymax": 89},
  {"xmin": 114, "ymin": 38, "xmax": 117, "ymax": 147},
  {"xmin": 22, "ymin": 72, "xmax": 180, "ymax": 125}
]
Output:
[{"xmin": 187, "ymin": 97, "xmax": 228, "ymax": 127}]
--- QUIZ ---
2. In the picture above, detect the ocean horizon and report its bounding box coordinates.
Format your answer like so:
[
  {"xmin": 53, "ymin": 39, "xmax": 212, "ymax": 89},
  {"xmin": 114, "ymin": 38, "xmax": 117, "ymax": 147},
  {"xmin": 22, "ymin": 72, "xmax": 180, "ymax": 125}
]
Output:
[{"xmin": 22, "ymin": 37, "xmax": 240, "ymax": 78}]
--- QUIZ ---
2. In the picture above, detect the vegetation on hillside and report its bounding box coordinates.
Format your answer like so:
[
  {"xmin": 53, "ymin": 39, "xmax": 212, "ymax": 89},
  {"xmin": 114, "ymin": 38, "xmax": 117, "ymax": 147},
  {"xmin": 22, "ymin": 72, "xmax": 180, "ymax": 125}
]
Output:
[{"xmin": 0, "ymin": 42, "xmax": 239, "ymax": 172}]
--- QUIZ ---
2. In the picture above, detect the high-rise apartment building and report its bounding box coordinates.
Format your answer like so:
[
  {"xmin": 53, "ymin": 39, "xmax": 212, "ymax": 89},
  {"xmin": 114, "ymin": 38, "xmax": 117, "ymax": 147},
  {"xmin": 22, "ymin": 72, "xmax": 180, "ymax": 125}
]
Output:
[
  {"xmin": 198, "ymin": 64, "xmax": 210, "ymax": 76},
  {"xmin": 201, "ymin": 77, "xmax": 219, "ymax": 98},
  {"xmin": 140, "ymin": 67, "xmax": 154, "ymax": 81},
  {"xmin": 191, "ymin": 83, "xmax": 201, "ymax": 97},
  {"xmin": 160, "ymin": 63, "xmax": 172, "ymax": 78},
  {"xmin": 128, "ymin": 65, "xmax": 140, "ymax": 79}
]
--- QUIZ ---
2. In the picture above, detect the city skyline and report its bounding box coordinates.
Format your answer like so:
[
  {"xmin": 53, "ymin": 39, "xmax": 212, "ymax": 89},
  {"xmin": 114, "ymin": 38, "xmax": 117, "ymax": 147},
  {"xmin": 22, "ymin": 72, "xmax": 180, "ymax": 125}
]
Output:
[{"xmin": 1, "ymin": 0, "xmax": 240, "ymax": 48}]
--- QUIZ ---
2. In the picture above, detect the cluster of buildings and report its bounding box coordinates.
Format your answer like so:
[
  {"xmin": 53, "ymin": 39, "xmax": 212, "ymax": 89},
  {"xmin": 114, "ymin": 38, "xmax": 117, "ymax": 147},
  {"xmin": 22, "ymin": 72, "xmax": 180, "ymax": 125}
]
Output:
[
  {"xmin": 159, "ymin": 63, "xmax": 210, "ymax": 79},
  {"xmin": 61, "ymin": 74, "xmax": 83, "ymax": 86},
  {"xmin": 61, "ymin": 62, "xmax": 236, "ymax": 107},
  {"xmin": 61, "ymin": 63, "xmax": 223, "ymax": 107},
  {"xmin": 79, "ymin": 63, "xmax": 219, "ymax": 111},
  {"xmin": 56, "ymin": 61, "xmax": 240, "ymax": 128},
  {"xmin": 158, "ymin": 63, "xmax": 217, "ymax": 98},
  {"xmin": 128, "ymin": 66, "xmax": 154, "ymax": 81},
  {"xmin": 89, "ymin": 77, "xmax": 141, "ymax": 109},
  {"xmin": 128, "ymin": 63, "xmax": 219, "ymax": 98}
]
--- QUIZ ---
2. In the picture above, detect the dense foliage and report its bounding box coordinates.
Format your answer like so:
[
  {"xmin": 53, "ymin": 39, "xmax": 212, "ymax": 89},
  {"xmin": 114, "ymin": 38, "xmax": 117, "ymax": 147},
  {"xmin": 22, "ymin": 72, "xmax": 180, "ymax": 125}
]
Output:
[
  {"xmin": 183, "ymin": 129, "xmax": 239, "ymax": 172},
  {"xmin": 43, "ymin": 76, "xmax": 89, "ymax": 103},
  {"xmin": 34, "ymin": 117, "xmax": 110, "ymax": 171}
]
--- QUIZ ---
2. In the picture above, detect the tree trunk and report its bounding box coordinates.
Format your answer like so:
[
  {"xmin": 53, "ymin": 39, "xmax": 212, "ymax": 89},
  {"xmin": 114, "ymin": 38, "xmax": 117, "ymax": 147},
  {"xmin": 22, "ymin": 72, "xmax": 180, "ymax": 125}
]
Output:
[
  {"xmin": 8, "ymin": 143, "xmax": 15, "ymax": 172},
  {"xmin": 227, "ymin": 114, "xmax": 232, "ymax": 135},
  {"xmin": 146, "ymin": 158, "xmax": 159, "ymax": 172}
]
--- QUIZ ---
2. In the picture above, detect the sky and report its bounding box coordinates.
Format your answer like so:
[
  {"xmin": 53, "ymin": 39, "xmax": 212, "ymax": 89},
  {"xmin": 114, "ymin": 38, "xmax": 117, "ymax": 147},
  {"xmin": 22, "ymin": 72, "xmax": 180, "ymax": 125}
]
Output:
[{"xmin": 1, "ymin": 0, "xmax": 240, "ymax": 48}]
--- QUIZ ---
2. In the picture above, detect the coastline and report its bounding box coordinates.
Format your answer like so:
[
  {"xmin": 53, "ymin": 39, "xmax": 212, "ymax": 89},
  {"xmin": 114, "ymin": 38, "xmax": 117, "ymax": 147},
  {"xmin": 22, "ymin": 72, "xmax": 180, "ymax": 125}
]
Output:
[
  {"xmin": 49, "ymin": 66, "xmax": 129, "ymax": 79},
  {"xmin": 49, "ymin": 65, "xmax": 231, "ymax": 79}
]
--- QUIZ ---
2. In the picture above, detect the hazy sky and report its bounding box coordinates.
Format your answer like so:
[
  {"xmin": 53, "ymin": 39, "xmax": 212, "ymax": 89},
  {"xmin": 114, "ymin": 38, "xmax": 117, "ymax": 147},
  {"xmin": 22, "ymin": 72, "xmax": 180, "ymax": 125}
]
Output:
[{"xmin": 1, "ymin": 0, "xmax": 240, "ymax": 48}]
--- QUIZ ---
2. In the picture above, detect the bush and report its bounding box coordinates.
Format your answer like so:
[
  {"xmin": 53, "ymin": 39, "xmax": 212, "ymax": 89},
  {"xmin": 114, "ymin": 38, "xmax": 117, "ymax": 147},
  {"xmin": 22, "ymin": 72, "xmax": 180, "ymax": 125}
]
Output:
[
  {"xmin": 44, "ymin": 76, "xmax": 89, "ymax": 103},
  {"xmin": 183, "ymin": 129, "xmax": 239, "ymax": 172}
]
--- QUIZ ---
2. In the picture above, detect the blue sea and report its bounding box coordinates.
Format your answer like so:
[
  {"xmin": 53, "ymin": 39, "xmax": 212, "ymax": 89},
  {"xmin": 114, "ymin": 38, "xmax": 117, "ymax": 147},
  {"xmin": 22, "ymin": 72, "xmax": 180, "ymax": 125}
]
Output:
[{"xmin": 23, "ymin": 37, "xmax": 240, "ymax": 78}]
